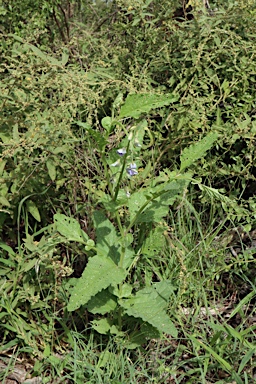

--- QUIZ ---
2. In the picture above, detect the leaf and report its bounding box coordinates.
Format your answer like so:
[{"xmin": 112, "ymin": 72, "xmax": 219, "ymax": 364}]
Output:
[
  {"xmin": 180, "ymin": 132, "xmax": 218, "ymax": 171},
  {"xmin": 67, "ymin": 255, "xmax": 126, "ymax": 311},
  {"xmin": 124, "ymin": 322, "xmax": 161, "ymax": 349},
  {"xmin": 119, "ymin": 93, "xmax": 178, "ymax": 118},
  {"xmin": 27, "ymin": 44, "xmax": 62, "ymax": 66},
  {"xmin": 0, "ymin": 196, "xmax": 10, "ymax": 208},
  {"xmin": 101, "ymin": 116, "xmax": 112, "ymax": 131},
  {"xmin": 61, "ymin": 49, "xmax": 69, "ymax": 66},
  {"xmin": 129, "ymin": 178, "xmax": 190, "ymax": 224},
  {"xmin": 142, "ymin": 227, "xmax": 166, "ymax": 257},
  {"xmin": 87, "ymin": 289, "xmax": 117, "ymax": 314},
  {"xmin": 93, "ymin": 211, "xmax": 120, "ymax": 261},
  {"xmin": 26, "ymin": 200, "xmax": 41, "ymax": 222},
  {"xmin": 91, "ymin": 318, "xmax": 113, "ymax": 335},
  {"xmin": 120, "ymin": 281, "xmax": 177, "ymax": 337},
  {"xmin": 0, "ymin": 160, "xmax": 6, "ymax": 176},
  {"xmin": 0, "ymin": 242, "xmax": 15, "ymax": 256},
  {"xmin": 93, "ymin": 211, "xmax": 134, "ymax": 268},
  {"xmin": 46, "ymin": 159, "xmax": 56, "ymax": 181},
  {"xmin": 54, "ymin": 213, "xmax": 88, "ymax": 243}
]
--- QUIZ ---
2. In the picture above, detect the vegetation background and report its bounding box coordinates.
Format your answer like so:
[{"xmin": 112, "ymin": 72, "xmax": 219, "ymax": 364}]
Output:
[{"xmin": 0, "ymin": 0, "xmax": 255, "ymax": 383}]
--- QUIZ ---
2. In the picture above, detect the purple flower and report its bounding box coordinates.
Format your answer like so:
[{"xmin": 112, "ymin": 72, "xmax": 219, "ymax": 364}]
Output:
[
  {"xmin": 117, "ymin": 148, "xmax": 126, "ymax": 156},
  {"xmin": 127, "ymin": 163, "xmax": 138, "ymax": 176}
]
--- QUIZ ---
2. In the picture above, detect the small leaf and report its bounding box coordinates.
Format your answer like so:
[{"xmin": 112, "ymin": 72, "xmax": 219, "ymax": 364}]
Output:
[
  {"xmin": 61, "ymin": 49, "xmax": 69, "ymax": 66},
  {"xmin": 54, "ymin": 213, "xmax": 88, "ymax": 243},
  {"xmin": 67, "ymin": 255, "xmax": 126, "ymax": 311},
  {"xmin": 0, "ymin": 160, "xmax": 6, "ymax": 176},
  {"xmin": 46, "ymin": 159, "xmax": 56, "ymax": 181},
  {"xmin": 26, "ymin": 200, "xmax": 41, "ymax": 222},
  {"xmin": 180, "ymin": 132, "xmax": 218, "ymax": 171},
  {"xmin": 119, "ymin": 93, "xmax": 178, "ymax": 118},
  {"xmin": 91, "ymin": 318, "xmax": 112, "ymax": 335},
  {"xmin": 101, "ymin": 116, "xmax": 112, "ymax": 131}
]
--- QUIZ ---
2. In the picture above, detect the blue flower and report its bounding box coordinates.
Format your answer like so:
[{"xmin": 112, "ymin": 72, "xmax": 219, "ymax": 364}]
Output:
[
  {"xmin": 117, "ymin": 148, "xmax": 126, "ymax": 156},
  {"xmin": 127, "ymin": 163, "xmax": 138, "ymax": 176}
]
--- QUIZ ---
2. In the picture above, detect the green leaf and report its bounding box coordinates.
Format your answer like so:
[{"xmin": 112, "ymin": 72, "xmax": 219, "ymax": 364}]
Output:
[
  {"xmin": 87, "ymin": 289, "xmax": 117, "ymax": 314},
  {"xmin": 0, "ymin": 196, "xmax": 10, "ymax": 208},
  {"xmin": 93, "ymin": 211, "xmax": 134, "ymax": 268},
  {"xmin": 46, "ymin": 159, "xmax": 56, "ymax": 181},
  {"xmin": 119, "ymin": 93, "xmax": 178, "ymax": 118},
  {"xmin": 26, "ymin": 200, "xmax": 41, "ymax": 222},
  {"xmin": 67, "ymin": 255, "xmax": 126, "ymax": 311},
  {"xmin": 93, "ymin": 210, "xmax": 120, "ymax": 261},
  {"xmin": 0, "ymin": 160, "xmax": 6, "ymax": 176},
  {"xmin": 101, "ymin": 116, "xmax": 112, "ymax": 132},
  {"xmin": 27, "ymin": 43, "xmax": 62, "ymax": 66},
  {"xmin": 0, "ymin": 242, "xmax": 15, "ymax": 256},
  {"xmin": 54, "ymin": 213, "xmax": 88, "ymax": 243},
  {"xmin": 142, "ymin": 227, "xmax": 166, "ymax": 257},
  {"xmin": 180, "ymin": 132, "xmax": 218, "ymax": 171},
  {"xmin": 91, "ymin": 318, "xmax": 113, "ymax": 335},
  {"xmin": 120, "ymin": 281, "xmax": 177, "ymax": 337},
  {"xmin": 61, "ymin": 49, "xmax": 69, "ymax": 66},
  {"xmin": 129, "ymin": 178, "xmax": 190, "ymax": 224},
  {"xmin": 124, "ymin": 323, "xmax": 160, "ymax": 349}
]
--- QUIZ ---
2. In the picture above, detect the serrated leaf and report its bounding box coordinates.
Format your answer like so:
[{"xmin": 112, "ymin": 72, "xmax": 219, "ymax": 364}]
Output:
[
  {"xmin": 26, "ymin": 200, "xmax": 41, "ymax": 222},
  {"xmin": 119, "ymin": 93, "xmax": 178, "ymax": 118},
  {"xmin": 87, "ymin": 289, "xmax": 117, "ymax": 314},
  {"xmin": 120, "ymin": 281, "xmax": 177, "ymax": 337},
  {"xmin": 129, "ymin": 178, "xmax": 190, "ymax": 224},
  {"xmin": 54, "ymin": 213, "xmax": 88, "ymax": 243},
  {"xmin": 180, "ymin": 132, "xmax": 218, "ymax": 171},
  {"xmin": 142, "ymin": 227, "xmax": 166, "ymax": 257},
  {"xmin": 46, "ymin": 159, "xmax": 56, "ymax": 181},
  {"xmin": 67, "ymin": 255, "xmax": 126, "ymax": 311}
]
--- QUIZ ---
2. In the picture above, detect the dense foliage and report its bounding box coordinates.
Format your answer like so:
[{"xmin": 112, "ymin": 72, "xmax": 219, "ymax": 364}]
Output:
[{"xmin": 0, "ymin": 1, "xmax": 256, "ymax": 383}]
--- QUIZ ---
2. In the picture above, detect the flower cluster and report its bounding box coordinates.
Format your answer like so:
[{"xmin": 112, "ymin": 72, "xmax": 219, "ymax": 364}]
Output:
[{"xmin": 111, "ymin": 148, "xmax": 138, "ymax": 177}]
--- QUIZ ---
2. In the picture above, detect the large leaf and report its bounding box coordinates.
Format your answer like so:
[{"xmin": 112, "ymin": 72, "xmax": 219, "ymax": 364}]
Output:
[
  {"xmin": 120, "ymin": 281, "xmax": 177, "ymax": 337},
  {"xmin": 67, "ymin": 255, "xmax": 126, "ymax": 311},
  {"xmin": 93, "ymin": 211, "xmax": 134, "ymax": 268},
  {"xmin": 180, "ymin": 132, "xmax": 218, "ymax": 171},
  {"xmin": 119, "ymin": 93, "xmax": 178, "ymax": 118},
  {"xmin": 128, "ymin": 177, "xmax": 190, "ymax": 224},
  {"xmin": 54, "ymin": 214, "xmax": 88, "ymax": 243}
]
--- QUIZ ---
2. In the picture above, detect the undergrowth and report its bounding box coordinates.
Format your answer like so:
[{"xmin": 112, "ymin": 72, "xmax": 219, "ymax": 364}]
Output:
[{"xmin": 0, "ymin": 1, "xmax": 256, "ymax": 383}]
